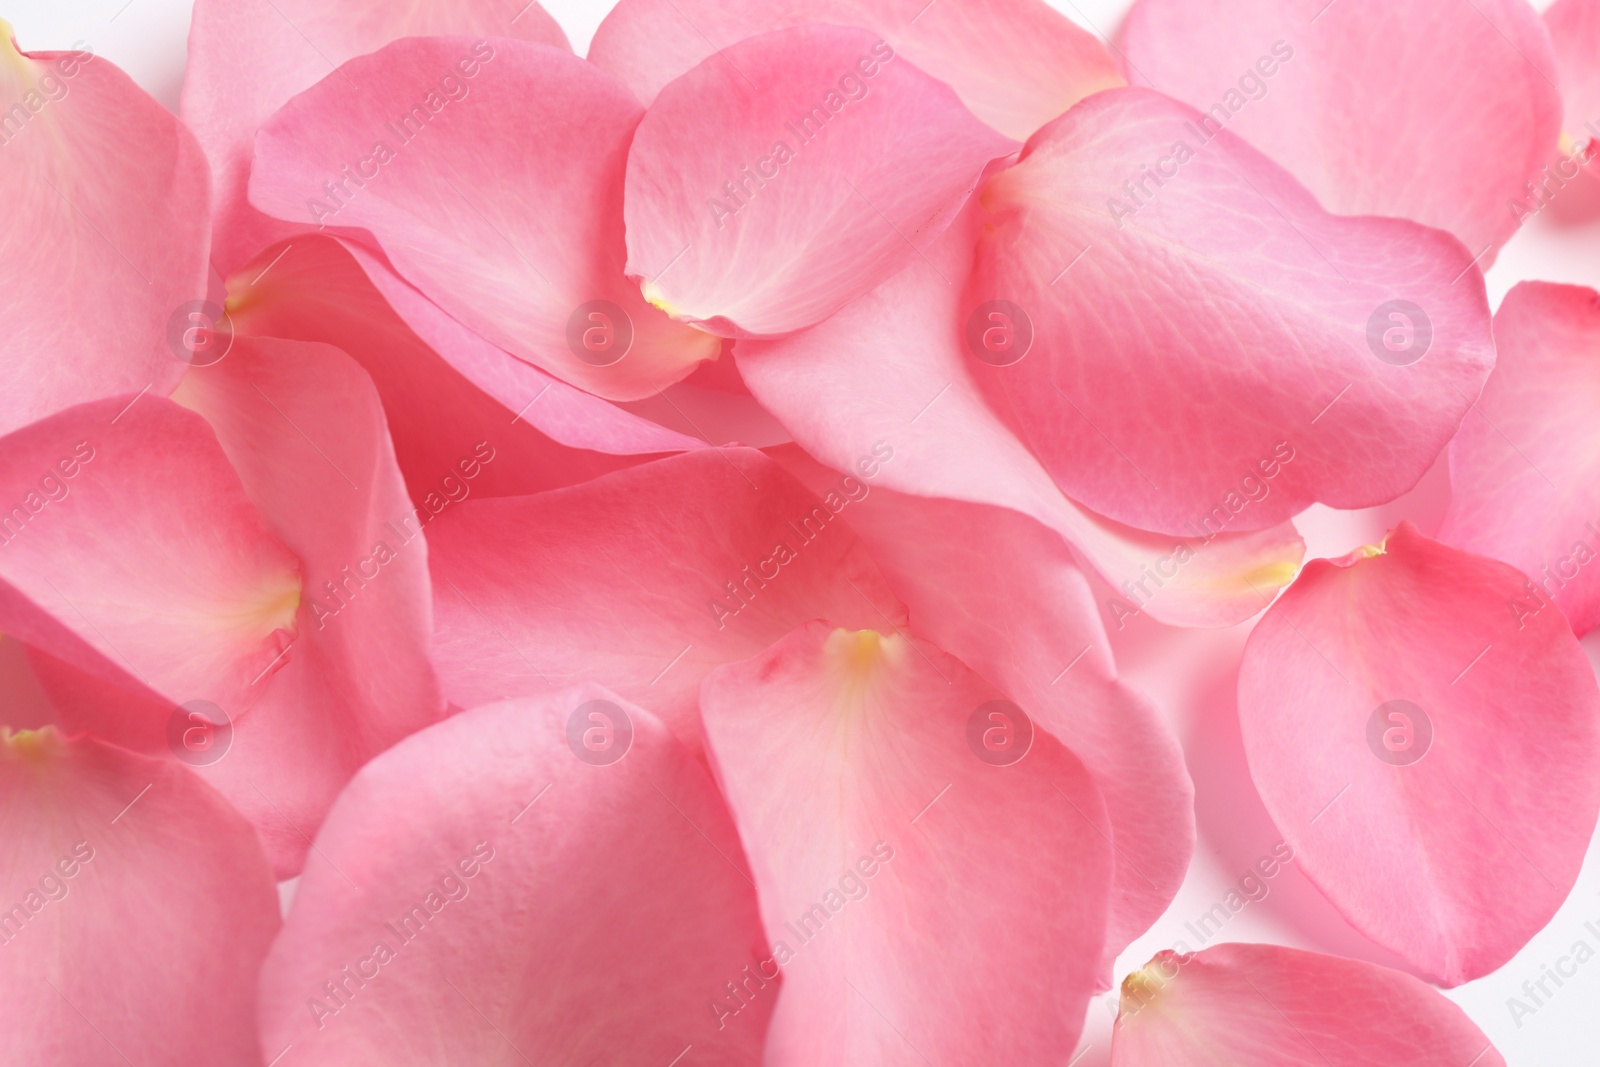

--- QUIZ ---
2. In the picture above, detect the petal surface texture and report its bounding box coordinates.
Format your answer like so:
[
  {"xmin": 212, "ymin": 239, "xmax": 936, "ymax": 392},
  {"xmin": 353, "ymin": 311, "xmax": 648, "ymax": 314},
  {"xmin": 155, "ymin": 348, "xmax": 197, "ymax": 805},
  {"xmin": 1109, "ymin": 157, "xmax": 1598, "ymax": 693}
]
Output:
[
  {"xmin": 1110, "ymin": 943, "xmax": 1505, "ymax": 1066},
  {"xmin": 183, "ymin": 0, "xmax": 569, "ymax": 272},
  {"xmin": 173, "ymin": 336, "xmax": 446, "ymax": 873},
  {"xmin": 1238, "ymin": 524, "xmax": 1600, "ymax": 985},
  {"xmin": 1441, "ymin": 282, "xmax": 1600, "ymax": 636},
  {"xmin": 1119, "ymin": 0, "xmax": 1561, "ymax": 257},
  {"xmin": 0, "ymin": 29, "xmax": 209, "ymax": 437},
  {"xmin": 0, "ymin": 728, "xmax": 279, "ymax": 1067},
  {"xmin": 249, "ymin": 37, "xmax": 718, "ymax": 399},
  {"xmin": 590, "ymin": 0, "xmax": 1123, "ymax": 140},
  {"xmin": 972, "ymin": 87, "xmax": 1495, "ymax": 535},
  {"xmin": 623, "ymin": 24, "xmax": 1017, "ymax": 337},
  {"xmin": 426, "ymin": 448, "xmax": 904, "ymax": 749},
  {"xmin": 771, "ymin": 448, "xmax": 1192, "ymax": 965},
  {"xmin": 700, "ymin": 622, "xmax": 1114, "ymax": 1064},
  {"xmin": 739, "ymin": 198, "xmax": 1307, "ymax": 627},
  {"xmin": 257, "ymin": 689, "xmax": 767, "ymax": 1064}
]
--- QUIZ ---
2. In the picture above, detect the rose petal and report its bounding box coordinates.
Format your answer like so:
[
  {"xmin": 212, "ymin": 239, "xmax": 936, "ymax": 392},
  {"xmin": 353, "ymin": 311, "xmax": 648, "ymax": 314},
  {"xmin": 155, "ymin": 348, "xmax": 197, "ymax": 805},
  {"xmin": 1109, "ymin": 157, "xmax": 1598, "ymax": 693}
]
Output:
[
  {"xmin": 590, "ymin": 0, "xmax": 1122, "ymax": 140},
  {"xmin": 971, "ymin": 87, "xmax": 1495, "ymax": 535},
  {"xmin": 1548, "ymin": 0, "xmax": 1600, "ymax": 167},
  {"xmin": 1119, "ymin": 0, "xmax": 1561, "ymax": 258},
  {"xmin": 257, "ymin": 688, "xmax": 766, "ymax": 1064},
  {"xmin": 1238, "ymin": 523, "xmax": 1600, "ymax": 984},
  {"xmin": 0, "ymin": 26, "xmax": 209, "ymax": 437},
  {"xmin": 1111, "ymin": 943, "xmax": 1504, "ymax": 1066},
  {"xmin": 249, "ymin": 36, "xmax": 719, "ymax": 399},
  {"xmin": 739, "ymin": 200, "xmax": 1306, "ymax": 627},
  {"xmin": 226, "ymin": 236, "xmax": 680, "ymax": 496},
  {"xmin": 623, "ymin": 24, "xmax": 1016, "ymax": 337},
  {"xmin": 427, "ymin": 448, "xmax": 904, "ymax": 751},
  {"xmin": 1440, "ymin": 282, "xmax": 1600, "ymax": 637},
  {"xmin": 700, "ymin": 622, "xmax": 1113, "ymax": 1063},
  {"xmin": 183, "ymin": 0, "xmax": 569, "ymax": 272},
  {"xmin": 0, "ymin": 728, "xmax": 278, "ymax": 1067}
]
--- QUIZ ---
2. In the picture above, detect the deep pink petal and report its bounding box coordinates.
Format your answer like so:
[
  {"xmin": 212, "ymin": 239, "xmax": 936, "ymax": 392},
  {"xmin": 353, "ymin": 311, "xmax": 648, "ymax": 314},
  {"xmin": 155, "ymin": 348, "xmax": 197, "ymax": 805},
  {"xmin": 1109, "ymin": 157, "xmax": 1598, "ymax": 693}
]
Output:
[
  {"xmin": 1111, "ymin": 943, "xmax": 1504, "ymax": 1066},
  {"xmin": 249, "ymin": 37, "xmax": 718, "ymax": 399},
  {"xmin": 257, "ymin": 688, "xmax": 766, "ymax": 1064},
  {"xmin": 426, "ymin": 448, "xmax": 904, "ymax": 751},
  {"xmin": 1238, "ymin": 523, "xmax": 1600, "ymax": 985},
  {"xmin": 624, "ymin": 24, "xmax": 1016, "ymax": 337},
  {"xmin": 0, "ymin": 728, "xmax": 278, "ymax": 1067},
  {"xmin": 972, "ymin": 87, "xmax": 1495, "ymax": 535},
  {"xmin": 590, "ymin": 0, "xmax": 1122, "ymax": 140},
  {"xmin": 1120, "ymin": 0, "xmax": 1561, "ymax": 258},
  {"xmin": 172, "ymin": 336, "xmax": 446, "ymax": 873},
  {"xmin": 739, "ymin": 201, "xmax": 1306, "ymax": 627},
  {"xmin": 182, "ymin": 0, "xmax": 569, "ymax": 272},
  {"xmin": 1440, "ymin": 282, "xmax": 1600, "ymax": 636},
  {"xmin": 772, "ymin": 446, "xmax": 1191, "ymax": 970},
  {"xmin": 226, "ymin": 236, "xmax": 682, "ymax": 497},
  {"xmin": 0, "ymin": 27, "xmax": 209, "ymax": 437},
  {"xmin": 0, "ymin": 397, "xmax": 300, "ymax": 730},
  {"xmin": 700, "ymin": 622, "xmax": 1113, "ymax": 1063}
]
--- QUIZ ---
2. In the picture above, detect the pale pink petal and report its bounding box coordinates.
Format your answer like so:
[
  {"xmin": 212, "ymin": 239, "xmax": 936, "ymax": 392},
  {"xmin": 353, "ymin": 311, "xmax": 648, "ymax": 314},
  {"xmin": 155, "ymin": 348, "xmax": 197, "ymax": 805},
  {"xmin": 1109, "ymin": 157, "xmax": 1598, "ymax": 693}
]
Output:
[
  {"xmin": 249, "ymin": 37, "xmax": 719, "ymax": 400},
  {"xmin": 590, "ymin": 0, "xmax": 1122, "ymax": 140},
  {"xmin": 0, "ymin": 26, "xmax": 209, "ymax": 437},
  {"xmin": 1547, "ymin": 0, "xmax": 1600, "ymax": 173},
  {"xmin": 1440, "ymin": 282, "xmax": 1600, "ymax": 636},
  {"xmin": 1111, "ymin": 943, "xmax": 1504, "ymax": 1066},
  {"xmin": 226, "ymin": 236, "xmax": 686, "ymax": 496},
  {"xmin": 739, "ymin": 200, "xmax": 1306, "ymax": 628},
  {"xmin": 1238, "ymin": 523, "xmax": 1600, "ymax": 985},
  {"xmin": 1119, "ymin": 0, "xmax": 1561, "ymax": 258},
  {"xmin": 972, "ymin": 87, "xmax": 1495, "ymax": 536},
  {"xmin": 775, "ymin": 452, "xmax": 1191, "ymax": 970},
  {"xmin": 624, "ymin": 24, "xmax": 1016, "ymax": 337},
  {"xmin": 426, "ymin": 448, "xmax": 904, "ymax": 751},
  {"xmin": 0, "ymin": 397, "xmax": 300, "ymax": 732},
  {"xmin": 257, "ymin": 688, "xmax": 766, "ymax": 1065},
  {"xmin": 700, "ymin": 622, "xmax": 1113, "ymax": 1063},
  {"xmin": 172, "ymin": 336, "xmax": 445, "ymax": 873},
  {"xmin": 182, "ymin": 0, "xmax": 569, "ymax": 273},
  {"xmin": 0, "ymin": 728, "xmax": 278, "ymax": 1067}
]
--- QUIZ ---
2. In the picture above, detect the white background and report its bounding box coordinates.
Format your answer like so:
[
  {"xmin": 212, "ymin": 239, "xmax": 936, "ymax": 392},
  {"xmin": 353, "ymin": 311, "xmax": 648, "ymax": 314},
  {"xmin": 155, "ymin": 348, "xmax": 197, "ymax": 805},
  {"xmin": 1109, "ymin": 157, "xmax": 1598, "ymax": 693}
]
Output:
[{"xmin": 7, "ymin": 0, "xmax": 1600, "ymax": 1063}]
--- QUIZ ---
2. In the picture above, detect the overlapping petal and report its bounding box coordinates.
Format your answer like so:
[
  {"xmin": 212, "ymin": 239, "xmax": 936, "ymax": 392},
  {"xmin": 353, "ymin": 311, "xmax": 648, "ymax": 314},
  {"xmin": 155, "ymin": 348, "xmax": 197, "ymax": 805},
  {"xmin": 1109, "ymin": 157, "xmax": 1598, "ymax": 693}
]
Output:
[
  {"xmin": 257, "ymin": 688, "xmax": 766, "ymax": 1065},
  {"xmin": 1238, "ymin": 523, "xmax": 1600, "ymax": 985},
  {"xmin": 0, "ymin": 27, "xmax": 210, "ymax": 438},
  {"xmin": 1111, "ymin": 943, "xmax": 1503, "ymax": 1066},
  {"xmin": 1547, "ymin": 0, "xmax": 1600, "ymax": 171},
  {"xmin": 226, "ymin": 236, "xmax": 685, "ymax": 497},
  {"xmin": 427, "ymin": 448, "xmax": 903, "ymax": 749},
  {"xmin": 183, "ymin": 0, "xmax": 570, "ymax": 272},
  {"xmin": 249, "ymin": 36, "xmax": 718, "ymax": 399},
  {"xmin": 1120, "ymin": 0, "xmax": 1561, "ymax": 257},
  {"xmin": 0, "ymin": 728, "xmax": 278, "ymax": 1067},
  {"xmin": 590, "ymin": 0, "xmax": 1122, "ymax": 141},
  {"xmin": 971, "ymin": 87, "xmax": 1495, "ymax": 536},
  {"xmin": 700, "ymin": 622, "xmax": 1113, "ymax": 1064},
  {"xmin": 1441, "ymin": 282, "xmax": 1600, "ymax": 636},
  {"xmin": 772, "ymin": 446, "xmax": 1191, "ymax": 968},
  {"xmin": 623, "ymin": 24, "xmax": 1017, "ymax": 337},
  {"xmin": 740, "ymin": 196, "xmax": 1306, "ymax": 627}
]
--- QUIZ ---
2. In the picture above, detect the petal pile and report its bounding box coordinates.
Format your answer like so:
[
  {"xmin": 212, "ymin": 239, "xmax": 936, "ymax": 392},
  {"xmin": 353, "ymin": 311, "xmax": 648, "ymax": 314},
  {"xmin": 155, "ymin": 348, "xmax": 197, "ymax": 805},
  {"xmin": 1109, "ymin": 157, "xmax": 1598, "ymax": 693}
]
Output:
[{"xmin": 7, "ymin": 0, "xmax": 1600, "ymax": 1060}]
